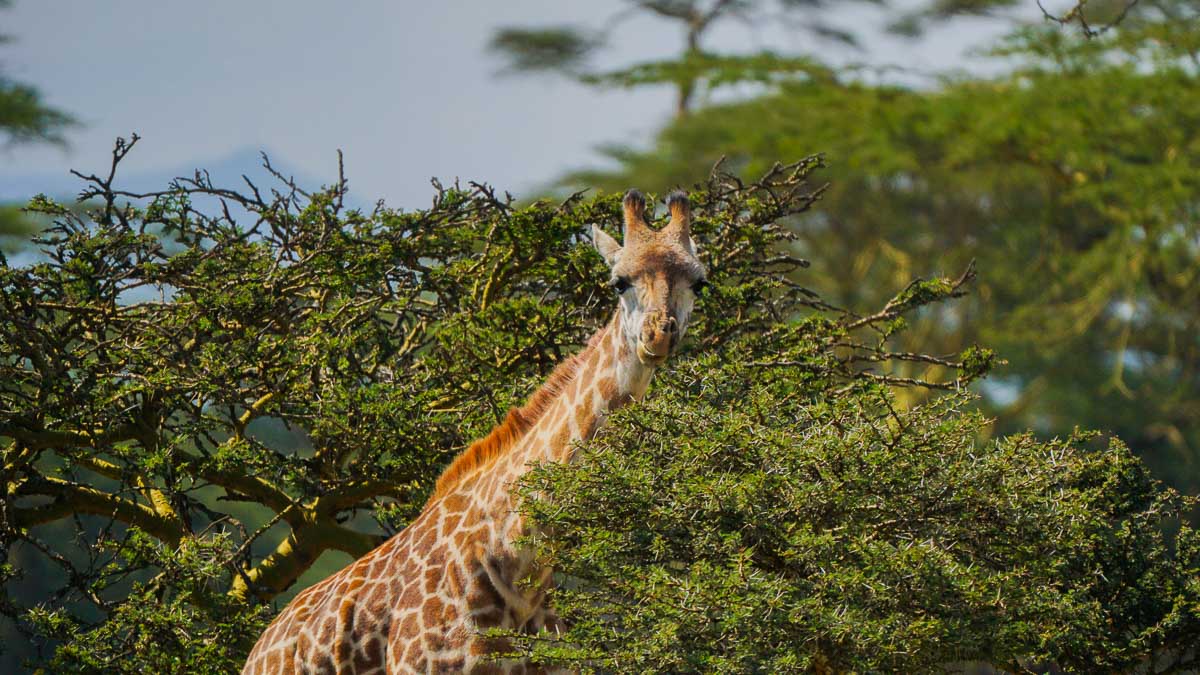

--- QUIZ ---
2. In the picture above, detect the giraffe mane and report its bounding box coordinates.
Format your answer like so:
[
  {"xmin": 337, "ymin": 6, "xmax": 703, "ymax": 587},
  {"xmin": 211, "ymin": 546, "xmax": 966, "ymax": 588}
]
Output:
[{"xmin": 430, "ymin": 329, "xmax": 604, "ymax": 500}]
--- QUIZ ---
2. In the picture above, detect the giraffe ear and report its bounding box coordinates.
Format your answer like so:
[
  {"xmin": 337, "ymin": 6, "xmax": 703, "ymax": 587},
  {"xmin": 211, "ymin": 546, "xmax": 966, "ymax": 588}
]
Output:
[{"xmin": 591, "ymin": 224, "xmax": 622, "ymax": 267}]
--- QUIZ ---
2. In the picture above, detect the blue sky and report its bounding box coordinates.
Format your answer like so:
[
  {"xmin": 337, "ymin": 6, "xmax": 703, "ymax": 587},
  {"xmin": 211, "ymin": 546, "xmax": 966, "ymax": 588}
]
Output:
[{"xmin": 1, "ymin": 1, "xmax": 1018, "ymax": 209}]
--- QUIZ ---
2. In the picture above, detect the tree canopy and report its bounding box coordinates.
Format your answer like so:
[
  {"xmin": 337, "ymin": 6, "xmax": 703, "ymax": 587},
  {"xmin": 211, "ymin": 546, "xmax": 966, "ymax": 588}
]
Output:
[{"xmin": 515, "ymin": 361, "xmax": 1200, "ymax": 672}]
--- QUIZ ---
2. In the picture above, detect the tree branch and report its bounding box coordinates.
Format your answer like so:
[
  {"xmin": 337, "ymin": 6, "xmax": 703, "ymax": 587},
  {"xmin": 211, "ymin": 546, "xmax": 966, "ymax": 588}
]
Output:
[
  {"xmin": 0, "ymin": 422, "xmax": 141, "ymax": 450},
  {"xmin": 227, "ymin": 518, "xmax": 383, "ymax": 602},
  {"xmin": 12, "ymin": 476, "xmax": 185, "ymax": 545}
]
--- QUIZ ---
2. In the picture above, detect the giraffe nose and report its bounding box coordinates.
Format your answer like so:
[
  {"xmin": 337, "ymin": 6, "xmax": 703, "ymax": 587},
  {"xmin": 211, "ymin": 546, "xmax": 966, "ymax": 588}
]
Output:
[{"xmin": 638, "ymin": 311, "xmax": 677, "ymax": 364}]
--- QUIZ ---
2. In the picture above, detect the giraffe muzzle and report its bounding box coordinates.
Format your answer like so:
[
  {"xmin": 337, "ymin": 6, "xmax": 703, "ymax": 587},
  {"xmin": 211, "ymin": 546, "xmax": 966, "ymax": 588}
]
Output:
[{"xmin": 638, "ymin": 312, "xmax": 677, "ymax": 365}]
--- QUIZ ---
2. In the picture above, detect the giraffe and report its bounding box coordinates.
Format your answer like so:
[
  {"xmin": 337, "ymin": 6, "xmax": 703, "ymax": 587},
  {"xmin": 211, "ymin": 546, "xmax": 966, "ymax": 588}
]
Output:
[{"xmin": 242, "ymin": 189, "xmax": 708, "ymax": 674}]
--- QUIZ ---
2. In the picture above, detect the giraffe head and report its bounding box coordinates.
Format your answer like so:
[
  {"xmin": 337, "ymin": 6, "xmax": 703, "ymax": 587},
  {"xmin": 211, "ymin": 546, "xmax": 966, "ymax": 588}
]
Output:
[{"xmin": 592, "ymin": 189, "xmax": 708, "ymax": 367}]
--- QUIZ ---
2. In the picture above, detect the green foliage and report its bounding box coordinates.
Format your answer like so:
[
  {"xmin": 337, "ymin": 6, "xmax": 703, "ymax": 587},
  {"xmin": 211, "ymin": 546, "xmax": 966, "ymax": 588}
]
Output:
[
  {"xmin": 580, "ymin": 51, "xmax": 833, "ymax": 92},
  {"xmin": 0, "ymin": 77, "xmax": 74, "ymax": 147},
  {"xmin": 0, "ymin": 205, "xmax": 43, "ymax": 254},
  {"xmin": 887, "ymin": 0, "xmax": 1022, "ymax": 35},
  {"xmin": 24, "ymin": 531, "xmax": 270, "ymax": 674},
  {"xmin": 489, "ymin": 26, "xmax": 600, "ymax": 74},
  {"xmin": 514, "ymin": 352, "xmax": 1200, "ymax": 671}
]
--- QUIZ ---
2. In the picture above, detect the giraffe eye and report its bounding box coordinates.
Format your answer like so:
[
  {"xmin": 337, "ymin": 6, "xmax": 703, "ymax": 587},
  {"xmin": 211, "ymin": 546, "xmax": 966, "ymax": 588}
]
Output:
[
  {"xmin": 611, "ymin": 277, "xmax": 633, "ymax": 294},
  {"xmin": 691, "ymin": 279, "xmax": 709, "ymax": 296}
]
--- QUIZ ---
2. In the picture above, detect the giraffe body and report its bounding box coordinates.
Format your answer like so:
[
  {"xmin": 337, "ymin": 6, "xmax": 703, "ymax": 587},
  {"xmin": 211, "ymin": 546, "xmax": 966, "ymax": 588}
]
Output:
[{"xmin": 243, "ymin": 190, "xmax": 705, "ymax": 674}]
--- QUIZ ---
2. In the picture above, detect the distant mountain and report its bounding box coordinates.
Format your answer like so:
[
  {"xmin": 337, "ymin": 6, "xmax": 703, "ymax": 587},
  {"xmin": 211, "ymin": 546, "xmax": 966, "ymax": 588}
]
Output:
[{"xmin": 0, "ymin": 147, "xmax": 333, "ymax": 204}]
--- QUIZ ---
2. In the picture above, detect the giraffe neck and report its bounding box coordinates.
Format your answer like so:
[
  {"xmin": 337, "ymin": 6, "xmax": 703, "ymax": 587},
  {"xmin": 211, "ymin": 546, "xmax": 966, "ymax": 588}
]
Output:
[
  {"xmin": 239, "ymin": 309, "xmax": 662, "ymax": 673},
  {"xmin": 517, "ymin": 307, "xmax": 652, "ymax": 470},
  {"xmin": 444, "ymin": 307, "xmax": 654, "ymax": 512}
]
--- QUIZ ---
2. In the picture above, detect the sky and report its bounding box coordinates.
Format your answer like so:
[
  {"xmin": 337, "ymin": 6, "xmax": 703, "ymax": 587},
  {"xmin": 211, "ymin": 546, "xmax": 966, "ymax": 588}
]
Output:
[{"xmin": 0, "ymin": 0, "xmax": 1020, "ymax": 209}]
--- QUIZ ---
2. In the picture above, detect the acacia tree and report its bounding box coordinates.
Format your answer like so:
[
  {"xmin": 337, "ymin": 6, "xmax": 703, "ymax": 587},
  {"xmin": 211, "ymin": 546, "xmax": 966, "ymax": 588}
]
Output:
[
  {"xmin": 0, "ymin": 140, "xmax": 834, "ymax": 670},
  {"xmin": 489, "ymin": 0, "xmax": 900, "ymax": 118}
]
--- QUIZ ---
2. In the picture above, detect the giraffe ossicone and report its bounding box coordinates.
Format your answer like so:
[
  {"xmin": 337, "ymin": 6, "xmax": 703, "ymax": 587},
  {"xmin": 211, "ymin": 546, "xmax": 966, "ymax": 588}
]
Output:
[{"xmin": 243, "ymin": 189, "xmax": 707, "ymax": 674}]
